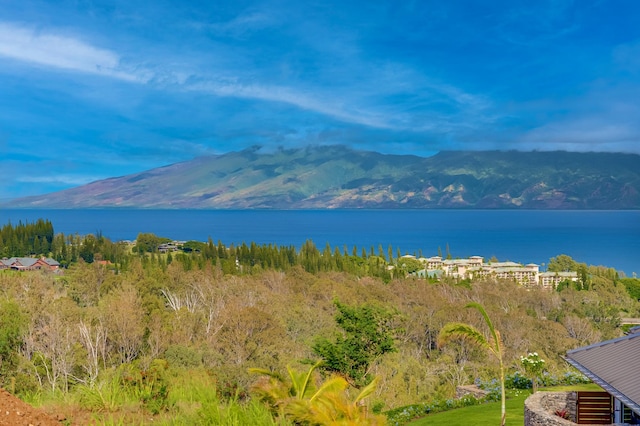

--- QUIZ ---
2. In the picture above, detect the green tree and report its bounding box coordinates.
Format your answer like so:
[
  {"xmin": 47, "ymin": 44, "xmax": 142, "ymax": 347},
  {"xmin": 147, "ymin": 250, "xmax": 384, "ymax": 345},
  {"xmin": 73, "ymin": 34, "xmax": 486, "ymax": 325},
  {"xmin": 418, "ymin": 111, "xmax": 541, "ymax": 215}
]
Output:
[
  {"xmin": 619, "ymin": 278, "xmax": 640, "ymax": 300},
  {"xmin": 396, "ymin": 256, "xmax": 423, "ymax": 275},
  {"xmin": 520, "ymin": 352, "xmax": 545, "ymax": 394},
  {"xmin": 79, "ymin": 234, "xmax": 97, "ymax": 263},
  {"xmin": 0, "ymin": 300, "xmax": 27, "ymax": 385},
  {"xmin": 134, "ymin": 233, "xmax": 170, "ymax": 254},
  {"xmin": 547, "ymin": 254, "xmax": 578, "ymax": 272},
  {"xmin": 182, "ymin": 240, "xmax": 205, "ymax": 253},
  {"xmin": 438, "ymin": 302, "xmax": 507, "ymax": 426},
  {"xmin": 313, "ymin": 301, "xmax": 396, "ymax": 387}
]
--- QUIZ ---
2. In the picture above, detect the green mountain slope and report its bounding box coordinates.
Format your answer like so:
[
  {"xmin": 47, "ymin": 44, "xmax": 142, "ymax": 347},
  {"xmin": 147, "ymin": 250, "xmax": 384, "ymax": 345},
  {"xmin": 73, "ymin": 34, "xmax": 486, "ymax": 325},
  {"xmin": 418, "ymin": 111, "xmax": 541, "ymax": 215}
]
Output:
[{"xmin": 5, "ymin": 146, "xmax": 640, "ymax": 209}]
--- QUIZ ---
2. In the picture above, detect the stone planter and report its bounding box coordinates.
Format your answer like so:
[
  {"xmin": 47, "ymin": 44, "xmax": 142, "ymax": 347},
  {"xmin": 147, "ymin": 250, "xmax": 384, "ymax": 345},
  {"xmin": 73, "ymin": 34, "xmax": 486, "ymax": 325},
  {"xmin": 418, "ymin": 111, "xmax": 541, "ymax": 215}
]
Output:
[{"xmin": 525, "ymin": 392, "xmax": 577, "ymax": 426}]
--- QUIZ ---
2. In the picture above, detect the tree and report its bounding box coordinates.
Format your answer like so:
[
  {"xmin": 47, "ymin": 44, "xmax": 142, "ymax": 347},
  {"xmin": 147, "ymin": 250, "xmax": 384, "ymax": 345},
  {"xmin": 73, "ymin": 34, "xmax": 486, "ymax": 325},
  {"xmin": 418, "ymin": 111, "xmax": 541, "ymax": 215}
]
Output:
[
  {"xmin": 520, "ymin": 352, "xmax": 545, "ymax": 393},
  {"xmin": 134, "ymin": 233, "xmax": 170, "ymax": 254},
  {"xmin": 547, "ymin": 254, "xmax": 578, "ymax": 272},
  {"xmin": 182, "ymin": 240, "xmax": 205, "ymax": 253},
  {"xmin": 77, "ymin": 234, "xmax": 98, "ymax": 263},
  {"xmin": 438, "ymin": 302, "xmax": 507, "ymax": 426},
  {"xmin": 101, "ymin": 284, "xmax": 145, "ymax": 364},
  {"xmin": 0, "ymin": 300, "xmax": 27, "ymax": 385},
  {"xmin": 313, "ymin": 300, "xmax": 396, "ymax": 387},
  {"xmin": 29, "ymin": 307, "xmax": 77, "ymax": 393},
  {"xmin": 619, "ymin": 277, "xmax": 640, "ymax": 300},
  {"xmin": 396, "ymin": 256, "xmax": 423, "ymax": 275}
]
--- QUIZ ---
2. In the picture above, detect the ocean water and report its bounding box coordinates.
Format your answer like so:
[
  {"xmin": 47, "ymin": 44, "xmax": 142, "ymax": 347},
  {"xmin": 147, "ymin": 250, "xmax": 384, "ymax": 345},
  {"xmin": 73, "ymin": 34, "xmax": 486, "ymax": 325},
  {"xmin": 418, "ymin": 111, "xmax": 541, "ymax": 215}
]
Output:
[{"xmin": 1, "ymin": 209, "xmax": 638, "ymax": 276}]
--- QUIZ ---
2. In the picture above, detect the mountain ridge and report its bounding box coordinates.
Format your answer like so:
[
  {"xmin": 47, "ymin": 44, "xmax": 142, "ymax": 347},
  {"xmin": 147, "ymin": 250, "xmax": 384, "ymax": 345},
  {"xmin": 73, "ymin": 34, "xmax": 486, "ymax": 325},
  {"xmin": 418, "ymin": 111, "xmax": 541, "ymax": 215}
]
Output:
[{"xmin": 5, "ymin": 146, "xmax": 640, "ymax": 209}]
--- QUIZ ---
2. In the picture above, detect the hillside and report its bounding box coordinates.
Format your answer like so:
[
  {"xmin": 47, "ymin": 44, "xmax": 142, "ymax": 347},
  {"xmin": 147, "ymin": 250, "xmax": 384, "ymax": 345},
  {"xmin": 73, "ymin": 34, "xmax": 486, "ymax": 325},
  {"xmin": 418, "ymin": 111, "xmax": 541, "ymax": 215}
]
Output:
[{"xmin": 5, "ymin": 146, "xmax": 640, "ymax": 209}]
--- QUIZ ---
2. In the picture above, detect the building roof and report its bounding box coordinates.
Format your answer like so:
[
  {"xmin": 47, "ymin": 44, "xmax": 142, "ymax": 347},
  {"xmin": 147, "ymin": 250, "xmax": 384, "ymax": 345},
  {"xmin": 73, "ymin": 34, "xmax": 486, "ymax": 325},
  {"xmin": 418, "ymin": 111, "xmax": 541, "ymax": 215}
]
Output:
[
  {"xmin": 1, "ymin": 257, "xmax": 60, "ymax": 268},
  {"xmin": 487, "ymin": 261, "xmax": 522, "ymax": 268},
  {"xmin": 565, "ymin": 330, "xmax": 640, "ymax": 416},
  {"xmin": 539, "ymin": 271, "xmax": 578, "ymax": 277}
]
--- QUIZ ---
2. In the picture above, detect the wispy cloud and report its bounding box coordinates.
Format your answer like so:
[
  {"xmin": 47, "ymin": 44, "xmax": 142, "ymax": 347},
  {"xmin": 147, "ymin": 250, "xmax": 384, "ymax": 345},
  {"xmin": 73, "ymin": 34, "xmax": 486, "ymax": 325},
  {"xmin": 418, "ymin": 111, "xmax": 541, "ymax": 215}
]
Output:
[
  {"xmin": 0, "ymin": 20, "xmax": 472, "ymax": 132},
  {"xmin": 16, "ymin": 174, "xmax": 103, "ymax": 185},
  {"xmin": 0, "ymin": 21, "xmax": 147, "ymax": 82},
  {"xmin": 205, "ymin": 11, "xmax": 275, "ymax": 37},
  {"xmin": 186, "ymin": 79, "xmax": 400, "ymax": 130}
]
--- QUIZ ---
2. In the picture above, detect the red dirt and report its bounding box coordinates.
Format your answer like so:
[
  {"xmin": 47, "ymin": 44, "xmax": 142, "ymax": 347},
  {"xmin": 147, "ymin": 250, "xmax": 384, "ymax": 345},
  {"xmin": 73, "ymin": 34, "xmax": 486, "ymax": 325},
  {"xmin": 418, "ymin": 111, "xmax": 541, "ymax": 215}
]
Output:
[{"xmin": 0, "ymin": 388, "xmax": 62, "ymax": 426}]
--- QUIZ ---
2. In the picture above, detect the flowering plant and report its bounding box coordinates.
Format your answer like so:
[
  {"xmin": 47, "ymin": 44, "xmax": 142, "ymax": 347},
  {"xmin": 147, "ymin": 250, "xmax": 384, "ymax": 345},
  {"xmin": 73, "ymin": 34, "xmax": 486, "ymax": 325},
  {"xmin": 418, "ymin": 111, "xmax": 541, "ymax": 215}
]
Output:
[{"xmin": 520, "ymin": 352, "xmax": 545, "ymax": 393}]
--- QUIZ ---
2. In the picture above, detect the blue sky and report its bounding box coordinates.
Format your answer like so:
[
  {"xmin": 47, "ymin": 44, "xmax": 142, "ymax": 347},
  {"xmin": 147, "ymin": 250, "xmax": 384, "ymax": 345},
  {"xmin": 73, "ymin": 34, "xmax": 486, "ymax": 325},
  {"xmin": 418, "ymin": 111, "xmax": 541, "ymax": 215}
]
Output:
[{"xmin": 1, "ymin": 0, "xmax": 639, "ymax": 199}]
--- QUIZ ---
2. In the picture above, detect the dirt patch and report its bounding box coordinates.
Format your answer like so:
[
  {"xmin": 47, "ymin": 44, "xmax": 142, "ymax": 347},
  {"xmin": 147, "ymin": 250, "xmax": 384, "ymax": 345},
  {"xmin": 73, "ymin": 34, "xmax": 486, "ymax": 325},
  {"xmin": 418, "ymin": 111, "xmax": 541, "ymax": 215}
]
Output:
[{"xmin": 0, "ymin": 388, "xmax": 62, "ymax": 426}]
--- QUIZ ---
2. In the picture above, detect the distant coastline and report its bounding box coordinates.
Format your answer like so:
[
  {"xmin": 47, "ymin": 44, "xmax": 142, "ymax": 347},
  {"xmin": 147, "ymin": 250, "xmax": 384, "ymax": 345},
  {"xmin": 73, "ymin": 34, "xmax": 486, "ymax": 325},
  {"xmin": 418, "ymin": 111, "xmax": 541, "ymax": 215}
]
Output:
[{"xmin": 0, "ymin": 209, "xmax": 637, "ymax": 276}]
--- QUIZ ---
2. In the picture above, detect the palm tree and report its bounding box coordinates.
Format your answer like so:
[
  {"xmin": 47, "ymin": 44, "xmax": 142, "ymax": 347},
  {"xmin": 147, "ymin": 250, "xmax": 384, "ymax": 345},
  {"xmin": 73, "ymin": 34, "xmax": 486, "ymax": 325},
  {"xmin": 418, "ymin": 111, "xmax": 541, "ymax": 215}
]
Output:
[
  {"xmin": 438, "ymin": 302, "xmax": 506, "ymax": 426},
  {"xmin": 249, "ymin": 361, "xmax": 386, "ymax": 425},
  {"xmin": 248, "ymin": 360, "xmax": 325, "ymax": 418}
]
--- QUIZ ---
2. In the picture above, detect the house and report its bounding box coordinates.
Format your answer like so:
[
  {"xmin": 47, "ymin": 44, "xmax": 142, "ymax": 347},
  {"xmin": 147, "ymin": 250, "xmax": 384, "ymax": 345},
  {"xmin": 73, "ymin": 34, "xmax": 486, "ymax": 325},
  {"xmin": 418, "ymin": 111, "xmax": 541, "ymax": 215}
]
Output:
[
  {"xmin": 0, "ymin": 257, "xmax": 60, "ymax": 271},
  {"xmin": 564, "ymin": 328, "xmax": 640, "ymax": 423}
]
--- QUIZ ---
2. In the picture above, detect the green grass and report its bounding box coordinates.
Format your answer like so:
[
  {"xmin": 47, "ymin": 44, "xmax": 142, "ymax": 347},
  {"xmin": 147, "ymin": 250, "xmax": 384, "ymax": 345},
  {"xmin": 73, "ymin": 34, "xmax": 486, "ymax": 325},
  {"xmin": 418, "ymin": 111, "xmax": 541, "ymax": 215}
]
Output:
[
  {"xmin": 407, "ymin": 384, "xmax": 601, "ymax": 425},
  {"xmin": 407, "ymin": 390, "xmax": 528, "ymax": 426}
]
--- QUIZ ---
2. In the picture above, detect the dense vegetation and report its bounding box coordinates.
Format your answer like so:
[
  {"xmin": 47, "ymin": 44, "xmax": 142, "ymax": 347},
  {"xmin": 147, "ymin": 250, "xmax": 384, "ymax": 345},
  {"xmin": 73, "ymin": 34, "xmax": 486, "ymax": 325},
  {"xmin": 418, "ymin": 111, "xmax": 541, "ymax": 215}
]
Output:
[
  {"xmin": 0, "ymin": 219, "xmax": 54, "ymax": 258},
  {"xmin": 1, "ymin": 219, "xmax": 639, "ymax": 424}
]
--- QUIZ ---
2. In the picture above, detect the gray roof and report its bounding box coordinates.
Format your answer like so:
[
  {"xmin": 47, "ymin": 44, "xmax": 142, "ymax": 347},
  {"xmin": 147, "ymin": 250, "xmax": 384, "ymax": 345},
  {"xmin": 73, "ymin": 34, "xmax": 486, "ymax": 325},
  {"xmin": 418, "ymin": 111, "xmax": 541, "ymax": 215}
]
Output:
[
  {"xmin": 565, "ymin": 332, "xmax": 640, "ymax": 416},
  {"xmin": 0, "ymin": 257, "xmax": 59, "ymax": 268}
]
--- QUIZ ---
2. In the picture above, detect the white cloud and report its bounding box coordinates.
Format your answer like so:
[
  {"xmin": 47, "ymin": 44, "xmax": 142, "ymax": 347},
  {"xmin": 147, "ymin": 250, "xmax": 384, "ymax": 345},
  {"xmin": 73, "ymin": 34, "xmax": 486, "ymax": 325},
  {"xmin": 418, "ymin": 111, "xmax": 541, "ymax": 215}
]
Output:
[
  {"xmin": 0, "ymin": 21, "xmax": 145, "ymax": 82},
  {"xmin": 520, "ymin": 118, "xmax": 640, "ymax": 153},
  {"xmin": 187, "ymin": 80, "xmax": 400, "ymax": 130},
  {"xmin": 16, "ymin": 174, "xmax": 101, "ymax": 185},
  {"xmin": 206, "ymin": 11, "xmax": 274, "ymax": 37}
]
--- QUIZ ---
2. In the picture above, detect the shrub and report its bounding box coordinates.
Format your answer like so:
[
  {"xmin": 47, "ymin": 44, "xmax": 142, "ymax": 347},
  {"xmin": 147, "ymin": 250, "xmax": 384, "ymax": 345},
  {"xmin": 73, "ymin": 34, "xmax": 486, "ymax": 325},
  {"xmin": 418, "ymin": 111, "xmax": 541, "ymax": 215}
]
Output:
[
  {"xmin": 538, "ymin": 370, "xmax": 590, "ymax": 387},
  {"xmin": 78, "ymin": 372, "xmax": 128, "ymax": 412},
  {"xmin": 505, "ymin": 371, "xmax": 532, "ymax": 390},
  {"xmin": 120, "ymin": 359, "xmax": 170, "ymax": 414},
  {"xmin": 164, "ymin": 345, "xmax": 202, "ymax": 369}
]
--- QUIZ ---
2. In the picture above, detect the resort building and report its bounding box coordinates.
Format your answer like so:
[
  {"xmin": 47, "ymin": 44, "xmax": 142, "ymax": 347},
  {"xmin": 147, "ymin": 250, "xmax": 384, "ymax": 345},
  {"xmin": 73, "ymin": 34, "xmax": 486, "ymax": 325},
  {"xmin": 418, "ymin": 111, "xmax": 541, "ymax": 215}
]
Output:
[
  {"xmin": 539, "ymin": 271, "xmax": 580, "ymax": 290},
  {"xmin": 413, "ymin": 255, "xmax": 579, "ymax": 288}
]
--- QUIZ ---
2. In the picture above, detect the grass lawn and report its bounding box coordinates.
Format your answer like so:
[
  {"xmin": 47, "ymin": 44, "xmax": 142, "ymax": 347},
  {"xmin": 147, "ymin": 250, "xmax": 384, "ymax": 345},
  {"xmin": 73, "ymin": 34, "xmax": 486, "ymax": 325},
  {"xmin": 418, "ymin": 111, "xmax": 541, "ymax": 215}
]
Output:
[{"xmin": 408, "ymin": 384, "xmax": 601, "ymax": 425}]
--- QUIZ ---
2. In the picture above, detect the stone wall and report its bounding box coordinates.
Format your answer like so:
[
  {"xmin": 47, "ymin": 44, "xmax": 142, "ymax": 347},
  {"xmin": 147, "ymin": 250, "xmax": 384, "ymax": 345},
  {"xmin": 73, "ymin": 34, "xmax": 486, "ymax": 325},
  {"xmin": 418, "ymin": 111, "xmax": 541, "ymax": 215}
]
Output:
[
  {"xmin": 525, "ymin": 392, "xmax": 577, "ymax": 426},
  {"xmin": 456, "ymin": 385, "xmax": 489, "ymax": 399}
]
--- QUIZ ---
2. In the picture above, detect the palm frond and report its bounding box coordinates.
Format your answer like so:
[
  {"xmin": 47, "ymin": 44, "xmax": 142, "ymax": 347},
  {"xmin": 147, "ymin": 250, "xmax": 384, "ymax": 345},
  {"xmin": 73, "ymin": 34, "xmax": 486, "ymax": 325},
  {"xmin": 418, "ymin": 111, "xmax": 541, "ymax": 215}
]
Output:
[
  {"xmin": 287, "ymin": 360, "xmax": 322, "ymax": 399},
  {"xmin": 354, "ymin": 376, "xmax": 379, "ymax": 404},
  {"xmin": 437, "ymin": 322, "xmax": 490, "ymax": 351},
  {"xmin": 248, "ymin": 367, "xmax": 285, "ymax": 382},
  {"xmin": 465, "ymin": 302, "xmax": 501, "ymax": 354},
  {"xmin": 310, "ymin": 376, "xmax": 349, "ymax": 402}
]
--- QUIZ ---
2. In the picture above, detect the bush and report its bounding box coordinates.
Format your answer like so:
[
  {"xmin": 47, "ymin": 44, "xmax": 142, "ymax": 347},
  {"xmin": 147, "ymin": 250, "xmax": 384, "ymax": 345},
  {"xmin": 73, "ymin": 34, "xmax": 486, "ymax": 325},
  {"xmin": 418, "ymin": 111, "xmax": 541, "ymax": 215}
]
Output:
[
  {"xmin": 164, "ymin": 345, "xmax": 202, "ymax": 368},
  {"xmin": 385, "ymin": 394, "xmax": 485, "ymax": 425},
  {"xmin": 505, "ymin": 371, "xmax": 532, "ymax": 390},
  {"xmin": 475, "ymin": 369, "xmax": 589, "ymax": 393},
  {"xmin": 538, "ymin": 370, "xmax": 590, "ymax": 387},
  {"xmin": 78, "ymin": 372, "xmax": 128, "ymax": 412},
  {"xmin": 475, "ymin": 377, "xmax": 502, "ymax": 400},
  {"xmin": 120, "ymin": 359, "xmax": 170, "ymax": 414}
]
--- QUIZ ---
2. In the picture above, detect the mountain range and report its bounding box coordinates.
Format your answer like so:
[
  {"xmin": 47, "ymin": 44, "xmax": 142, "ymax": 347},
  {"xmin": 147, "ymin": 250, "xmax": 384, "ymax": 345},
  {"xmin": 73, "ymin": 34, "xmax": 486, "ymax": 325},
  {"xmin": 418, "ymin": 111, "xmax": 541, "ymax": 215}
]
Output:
[{"xmin": 5, "ymin": 146, "xmax": 640, "ymax": 209}]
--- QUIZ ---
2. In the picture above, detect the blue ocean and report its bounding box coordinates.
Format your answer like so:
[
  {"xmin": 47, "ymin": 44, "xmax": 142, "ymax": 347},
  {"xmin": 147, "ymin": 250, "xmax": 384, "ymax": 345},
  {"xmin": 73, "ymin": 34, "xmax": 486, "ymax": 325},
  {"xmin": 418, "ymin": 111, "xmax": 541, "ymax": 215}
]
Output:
[{"xmin": 1, "ymin": 209, "xmax": 638, "ymax": 276}]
